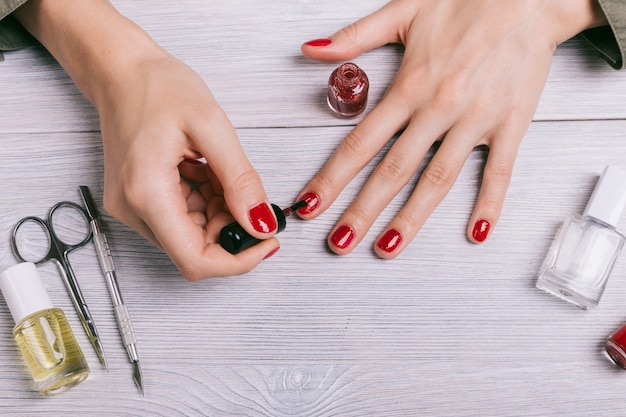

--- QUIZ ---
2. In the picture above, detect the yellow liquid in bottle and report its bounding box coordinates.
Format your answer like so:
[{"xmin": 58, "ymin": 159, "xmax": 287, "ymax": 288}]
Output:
[{"xmin": 14, "ymin": 308, "xmax": 90, "ymax": 396}]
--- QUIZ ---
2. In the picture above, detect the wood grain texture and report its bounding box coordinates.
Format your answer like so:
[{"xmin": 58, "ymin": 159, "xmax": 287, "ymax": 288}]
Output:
[{"xmin": 0, "ymin": 1, "xmax": 626, "ymax": 416}]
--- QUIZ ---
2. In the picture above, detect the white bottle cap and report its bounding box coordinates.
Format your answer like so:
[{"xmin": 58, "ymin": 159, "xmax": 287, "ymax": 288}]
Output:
[
  {"xmin": 583, "ymin": 165, "xmax": 626, "ymax": 228},
  {"xmin": 0, "ymin": 262, "xmax": 54, "ymax": 323}
]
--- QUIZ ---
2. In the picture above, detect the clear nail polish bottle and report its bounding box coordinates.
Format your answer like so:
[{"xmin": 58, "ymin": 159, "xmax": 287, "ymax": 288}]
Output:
[
  {"xmin": 0, "ymin": 262, "xmax": 90, "ymax": 395},
  {"xmin": 327, "ymin": 62, "xmax": 369, "ymax": 118},
  {"xmin": 536, "ymin": 165, "xmax": 626, "ymax": 309}
]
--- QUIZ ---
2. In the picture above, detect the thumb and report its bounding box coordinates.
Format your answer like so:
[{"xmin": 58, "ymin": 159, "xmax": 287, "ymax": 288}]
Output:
[{"xmin": 301, "ymin": 2, "xmax": 406, "ymax": 62}]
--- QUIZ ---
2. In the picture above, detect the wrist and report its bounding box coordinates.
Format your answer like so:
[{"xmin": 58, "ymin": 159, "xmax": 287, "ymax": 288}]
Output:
[
  {"xmin": 13, "ymin": 0, "xmax": 169, "ymax": 108},
  {"xmin": 547, "ymin": 0, "xmax": 608, "ymax": 44}
]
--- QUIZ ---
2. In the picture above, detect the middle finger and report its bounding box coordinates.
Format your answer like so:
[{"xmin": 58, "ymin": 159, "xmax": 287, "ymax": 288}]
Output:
[{"xmin": 326, "ymin": 107, "xmax": 455, "ymax": 254}]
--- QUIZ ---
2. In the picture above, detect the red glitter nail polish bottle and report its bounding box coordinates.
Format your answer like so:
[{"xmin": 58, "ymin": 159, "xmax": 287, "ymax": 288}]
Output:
[{"xmin": 327, "ymin": 62, "xmax": 369, "ymax": 118}]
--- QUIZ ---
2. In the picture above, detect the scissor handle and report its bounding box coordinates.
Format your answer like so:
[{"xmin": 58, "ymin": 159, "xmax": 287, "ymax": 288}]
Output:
[
  {"xmin": 47, "ymin": 201, "xmax": 92, "ymax": 252},
  {"xmin": 11, "ymin": 216, "xmax": 54, "ymax": 265},
  {"xmin": 11, "ymin": 201, "xmax": 92, "ymax": 265}
]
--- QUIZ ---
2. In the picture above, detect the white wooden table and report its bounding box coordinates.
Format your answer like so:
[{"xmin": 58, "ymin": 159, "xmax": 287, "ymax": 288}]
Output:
[{"xmin": 2, "ymin": 1, "xmax": 626, "ymax": 416}]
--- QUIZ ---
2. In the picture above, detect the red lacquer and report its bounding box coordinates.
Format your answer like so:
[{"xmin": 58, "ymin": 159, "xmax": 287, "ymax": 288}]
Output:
[
  {"xmin": 607, "ymin": 323, "xmax": 626, "ymax": 369},
  {"xmin": 296, "ymin": 192, "xmax": 320, "ymax": 216},
  {"xmin": 472, "ymin": 219, "xmax": 491, "ymax": 243},
  {"xmin": 330, "ymin": 225, "xmax": 355, "ymax": 250},
  {"xmin": 377, "ymin": 229, "xmax": 402, "ymax": 253}
]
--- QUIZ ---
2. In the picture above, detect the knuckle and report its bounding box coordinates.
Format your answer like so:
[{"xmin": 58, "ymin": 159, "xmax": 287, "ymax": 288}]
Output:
[
  {"xmin": 180, "ymin": 269, "xmax": 215, "ymax": 282},
  {"xmin": 228, "ymin": 167, "xmax": 260, "ymax": 194},
  {"xmin": 122, "ymin": 182, "xmax": 147, "ymax": 215},
  {"xmin": 376, "ymin": 154, "xmax": 410, "ymax": 183},
  {"xmin": 338, "ymin": 129, "xmax": 370, "ymax": 158},
  {"xmin": 312, "ymin": 171, "xmax": 340, "ymax": 196},
  {"xmin": 180, "ymin": 268, "xmax": 204, "ymax": 282},
  {"xmin": 395, "ymin": 209, "xmax": 420, "ymax": 230},
  {"xmin": 177, "ymin": 261, "xmax": 222, "ymax": 282},
  {"xmin": 421, "ymin": 163, "xmax": 455, "ymax": 190},
  {"xmin": 343, "ymin": 203, "xmax": 371, "ymax": 229},
  {"xmin": 485, "ymin": 161, "xmax": 513, "ymax": 183},
  {"xmin": 430, "ymin": 73, "xmax": 469, "ymax": 111},
  {"xmin": 479, "ymin": 197, "xmax": 502, "ymax": 216},
  {"xmin": 337, "ymin": 23, "xmax": 359, "ymax": 43},
  {"xmin": 392, "ymin": 71, "xmax": 423, "ymax": 103},
  {"xmin": 102, "ymin": 193, "xmax": 119, "ymax": 219}
]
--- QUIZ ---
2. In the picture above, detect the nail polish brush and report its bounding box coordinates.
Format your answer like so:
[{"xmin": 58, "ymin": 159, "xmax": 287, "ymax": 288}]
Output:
[{"xmin": 219, "ymin": 201, "xmax": 306, "ymax": 254}]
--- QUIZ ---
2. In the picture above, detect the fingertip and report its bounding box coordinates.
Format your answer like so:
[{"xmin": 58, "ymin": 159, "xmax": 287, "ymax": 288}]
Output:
[
  {"xmin": 469, "ymin": 218, "xmax": 492, "ymax": 244},
  {"xmin": 301, "ymin": 25, "xmax": 365, "ymax": 62},
  {"xmin": 302, "ymin": 38, "xmax": 332, "ymax": 50},
  {"xmin": 295, "ymin": 191, "xmax": 321, "ymax": 219},
  {"xmin": 301, "ymin": 35, "xmax": 351, "ymax": 62},
  {"xmin": 328, "ymin": 224, "xmax": 356, "ymax": 254},
  {"xmin": 263, "ymin": 244, "xmax": 280, "ymax": 260},
  {"xmin": 374, "ymin": 228, "xmax": 403, "ymax": 258},
  {"xmin": 302, "ymin": 4, "xmax": 402, "ymax": 62},
  {"xmin": 248, "ymin": 202, "xmax": 279, "ymax": 235}
]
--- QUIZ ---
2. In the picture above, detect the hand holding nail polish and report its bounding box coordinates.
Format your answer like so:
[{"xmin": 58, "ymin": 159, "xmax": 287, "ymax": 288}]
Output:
[{"xmin": 220, "ymin": 201, "xmax": 306, "ymax": 254}]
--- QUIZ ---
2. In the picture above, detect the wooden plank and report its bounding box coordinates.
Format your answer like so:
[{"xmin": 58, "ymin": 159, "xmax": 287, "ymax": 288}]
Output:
[
  {"xmin": 1, "ymin": 118, "xmax": 626, "ymax": 415},
  {"xmin": 0, "ymin": 0, "xmax": 624, "ymax": 134}
]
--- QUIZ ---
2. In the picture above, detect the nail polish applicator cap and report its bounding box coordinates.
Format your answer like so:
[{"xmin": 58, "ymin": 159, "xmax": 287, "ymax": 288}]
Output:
[
  {"xmin": 0, "ymin": 262, "xmax": 54, "ymax": 324},
  {"xmin": 583, "ymin": 165, "xmax": 626, "ymax": 228},
  {"xmin": 219, "ymin": 201, "xmax": 306, "ymax": 254}
]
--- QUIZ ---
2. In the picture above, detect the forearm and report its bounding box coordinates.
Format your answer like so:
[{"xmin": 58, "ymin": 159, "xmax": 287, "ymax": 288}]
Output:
[{"xmin": 12, "ymin": 0, "xmax": 168, "ymax": 108}]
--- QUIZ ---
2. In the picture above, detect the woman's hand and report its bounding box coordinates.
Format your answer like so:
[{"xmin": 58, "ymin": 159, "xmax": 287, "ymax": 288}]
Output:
[
  {"xmin": 297, "ymin": 0, "xmax": 607, "ymax": 256},
  {"xmin": 97, "ymin": 54, "xmax": 280, "ymax": 280},
  {"xmin": 15, "ymin": 0, "xmax": 280, "ymax": 280}
]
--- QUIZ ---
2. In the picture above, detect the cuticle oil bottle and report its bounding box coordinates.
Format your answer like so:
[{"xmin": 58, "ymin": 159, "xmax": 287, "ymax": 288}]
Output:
[{"xmin": 0, "ymin": 262, "xmax": 90, "ymax": 396}]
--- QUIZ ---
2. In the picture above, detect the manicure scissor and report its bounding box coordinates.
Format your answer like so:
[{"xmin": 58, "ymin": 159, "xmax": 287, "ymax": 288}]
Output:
[{"xmin": 11, "ymin": 201, "xmax": 107, "ymax": 368}]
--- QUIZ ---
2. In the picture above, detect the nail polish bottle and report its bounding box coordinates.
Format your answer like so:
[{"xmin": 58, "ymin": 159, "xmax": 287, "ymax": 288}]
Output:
[
  {"xmin": 0, "ymin": 262, "xmax": 90, "ymax": 395},
  {"xmin": 327, "ymin": 62, "xmax": 369, "ymax": 118},
  {"xmin": 219, "ymin": 201, "xmax": 306, "ymax": 254},
  {"xmin": 536, "ymin": 165, "xmax": 626, "ymax": 309},
  {"xmin": 606, "ymin": 322, "xmax": 626, "ymax": 369}
]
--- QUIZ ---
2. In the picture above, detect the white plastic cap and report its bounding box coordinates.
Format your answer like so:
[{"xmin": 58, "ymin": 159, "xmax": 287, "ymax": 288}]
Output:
[
  {"xmin": 0, "ymin": 262, "xmax": 53, "ymax": 323},
  {"xmin": 583, "ymin": 165, "xmax": 626, "ymax": 228}
]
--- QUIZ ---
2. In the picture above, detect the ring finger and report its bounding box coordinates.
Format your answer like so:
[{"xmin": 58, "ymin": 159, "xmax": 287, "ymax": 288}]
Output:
[
  {"xmin": 373, "ymin": 121, "xmax": 484, "ymax": 257},
  {"xmin": 327, "ymin": 108, "xmax": 454, "ymax": 254}
]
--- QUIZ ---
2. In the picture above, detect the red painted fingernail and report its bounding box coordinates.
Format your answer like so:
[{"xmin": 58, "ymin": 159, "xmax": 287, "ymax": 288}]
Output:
[
  {"xmin": 330, "ymin": 225, "xmax": 355, "ymax": 249},
  {"xmin": 297, "ymin": 192, "xmax": 320, "ymax": 215},
  {"xmin": 249, "ymin": 203, "xmax": 277, "ymax": 234},
  {"xmin": 304, "ymin": 38, "xmax": 331, "ymax": 47},
  {"xmin": 263, "ymin": 246, "xmax": 280, "ymax": 260},
  {"xmin": 377, "ymin": 229, "xmax": 402, "ymax": 253},
  {"xmin": 472, "ymin": 219, "xmax": 490, "ymax": 242}
]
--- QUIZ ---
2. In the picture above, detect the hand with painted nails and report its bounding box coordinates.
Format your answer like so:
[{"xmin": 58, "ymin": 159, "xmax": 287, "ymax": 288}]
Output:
[
  {"xmin": 297, "ymin": 0, "xmax": 608, "ymax": 256},
  {"xmin": 14, "ymin": 0, "xmax": 279, "ymax": 280}
]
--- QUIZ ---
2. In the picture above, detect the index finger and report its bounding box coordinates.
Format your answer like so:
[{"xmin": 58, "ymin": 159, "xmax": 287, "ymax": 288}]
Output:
[
  {"xmin": 184, "ymin": 104, "xmax": 277, "ymax": 241},
  {"xmin": 296, "ymin": 97, "xmax": 409, "ymax": 218}
]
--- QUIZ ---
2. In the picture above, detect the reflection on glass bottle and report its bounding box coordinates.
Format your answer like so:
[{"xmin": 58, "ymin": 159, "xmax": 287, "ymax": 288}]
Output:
[
  {"xmin": 0, "ymin": 263, "xmax": 89, "ymax": 395},
  {"xmin": 536, "ymin": 166, "xmax": 626, "ymax": 309}
]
